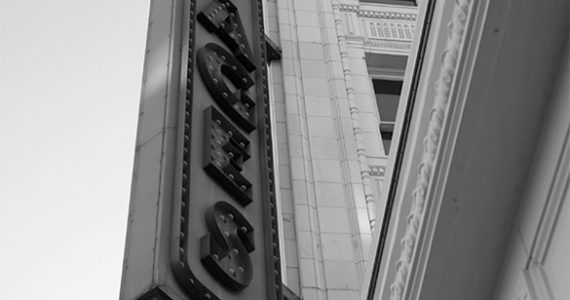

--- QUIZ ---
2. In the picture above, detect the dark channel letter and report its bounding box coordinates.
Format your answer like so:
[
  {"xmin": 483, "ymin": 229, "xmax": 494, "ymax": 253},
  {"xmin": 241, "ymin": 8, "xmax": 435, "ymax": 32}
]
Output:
[
  {"xmin": 197, "ymin": 43, "xmax": 256, "ymax": 133},
  {"xmin": 201, "ymin": 201, "xmax": 254, "ymax": 291},
  {"xmin": 203, "ymin": 106, "xmax": 252, "ymax": 206},
  {"xmin": 197, "ymin": 0, "xmax": 255, "ymax": 72}
]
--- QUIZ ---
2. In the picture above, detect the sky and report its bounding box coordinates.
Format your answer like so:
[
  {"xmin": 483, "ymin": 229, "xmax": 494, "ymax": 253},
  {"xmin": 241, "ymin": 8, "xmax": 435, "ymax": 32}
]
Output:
[{"xmin": 0, "ymin": 1, "xmax": 150, "ymax": 298}]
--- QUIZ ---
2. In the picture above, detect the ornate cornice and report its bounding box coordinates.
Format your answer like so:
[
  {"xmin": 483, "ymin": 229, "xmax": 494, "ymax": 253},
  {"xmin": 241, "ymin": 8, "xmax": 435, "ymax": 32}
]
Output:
[
  {"xmin": 332, "ymin": 1, "xmax": 378, "ymax": 230},
  {"xmin": 389, "ymin": 0, "xmax": 473, "ymax": 299},
  {"xmin": 345, "ymin": 34, "xmax": 366, "ymax": 41},
  {"xmin": 339, "ymin": 5, "xmax": 415, "ymax": 53},
  {"xmin": 365, "ymin": 40, "xmax": 411, "ymax": 50},
  {"xmin": 339, "ymin": 4, "xmax": 417, "ymax": 21},
  {"xmin": 344, "ymin": 35, "xmax": 411, "ymax": 54}
]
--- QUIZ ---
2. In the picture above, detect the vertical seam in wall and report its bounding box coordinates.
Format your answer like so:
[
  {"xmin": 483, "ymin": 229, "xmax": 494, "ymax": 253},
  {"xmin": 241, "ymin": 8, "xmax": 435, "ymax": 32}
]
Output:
[
  {"xmin": 280, "ymin": 0, "xmax": 328, "ymax": 297},
  {"xmin": 153, "ymin": 0, "xmax": 176, "ymax": 284},
  {"xmin": 266, "ymin": 0, "xmax": 297, "ymax": 290},
  {"xmin": 332, "ymin": 0, "xmax": 378, "ymax": 250},
  {"xmin": 331, "ymin": 0, "xmax": 378, "ymax": 232},
  {"xmin": 320, "ymin": 0, "xmax": 370, "ymax": 284}
]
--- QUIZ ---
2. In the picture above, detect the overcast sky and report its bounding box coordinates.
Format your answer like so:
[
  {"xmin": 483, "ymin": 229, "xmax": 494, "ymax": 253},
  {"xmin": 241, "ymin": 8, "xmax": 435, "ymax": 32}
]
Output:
[{"xmin": 0, "ymin": 1, "xmax": 150, "ymax": 298}]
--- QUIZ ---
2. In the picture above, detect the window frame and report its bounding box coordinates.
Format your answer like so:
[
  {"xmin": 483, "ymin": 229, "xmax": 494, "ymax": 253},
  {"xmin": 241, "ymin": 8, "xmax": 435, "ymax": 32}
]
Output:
[{"xmin": 368, "ymin": 73, "xmax": 405, "ymax": 156}]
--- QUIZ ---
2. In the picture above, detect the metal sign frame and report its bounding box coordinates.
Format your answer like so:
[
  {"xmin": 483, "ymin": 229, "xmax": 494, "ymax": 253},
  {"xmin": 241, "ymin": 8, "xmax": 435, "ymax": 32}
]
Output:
[{"xmin": 120, "ymin": 1, "xmax": 282, "ymax": 299}]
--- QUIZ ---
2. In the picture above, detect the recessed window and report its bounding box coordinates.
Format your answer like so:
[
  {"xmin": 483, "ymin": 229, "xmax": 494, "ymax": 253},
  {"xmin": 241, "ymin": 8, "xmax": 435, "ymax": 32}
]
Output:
[{"xmin": 372, "ymin": 79, "xmax": 403, "ymax": 154}]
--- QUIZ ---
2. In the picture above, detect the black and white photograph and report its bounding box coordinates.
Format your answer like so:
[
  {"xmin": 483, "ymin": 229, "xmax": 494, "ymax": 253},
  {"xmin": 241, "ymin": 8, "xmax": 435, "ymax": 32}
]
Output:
[{"xmin": 1, "ymin": 0, "xmax": 568, "ymax": 299}]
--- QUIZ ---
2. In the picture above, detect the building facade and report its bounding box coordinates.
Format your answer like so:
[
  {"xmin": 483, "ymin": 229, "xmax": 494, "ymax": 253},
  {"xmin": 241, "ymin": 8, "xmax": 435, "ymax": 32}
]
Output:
[
  {"xmin": 120, "ymin": 0, "xmax": 569, "ymax": 299},
  {"xmin": 263, "ymin": 0, "xmax": 418, "ymax": 298}
]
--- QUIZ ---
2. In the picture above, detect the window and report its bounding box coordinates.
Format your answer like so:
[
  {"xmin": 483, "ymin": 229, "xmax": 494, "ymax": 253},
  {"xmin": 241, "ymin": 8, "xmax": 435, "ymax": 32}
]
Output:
[
  {"xmin": 365, "ymin": 53, "xmax": 407, "ymax": 156},
  {"xmin": 372, "ymin": 79, "xmax": 403, "ymax": 154}
]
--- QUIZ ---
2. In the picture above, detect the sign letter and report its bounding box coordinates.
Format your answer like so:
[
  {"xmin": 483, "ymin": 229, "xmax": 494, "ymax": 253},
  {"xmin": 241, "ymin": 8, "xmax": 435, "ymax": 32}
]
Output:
[
  {"xmin": 197, "ymin": 43, "xmax": 256, "ymax": 133},
  {"xmin": 203, "ymin": 106, "xmax": 253, "ymax": 206},
  {"xmin": 201, "ymin": 201, "xmax": 255, "ymax": 291},
  {"xmin": 197, "ymin": 0, "xmax": 256, "ymax": 72}
]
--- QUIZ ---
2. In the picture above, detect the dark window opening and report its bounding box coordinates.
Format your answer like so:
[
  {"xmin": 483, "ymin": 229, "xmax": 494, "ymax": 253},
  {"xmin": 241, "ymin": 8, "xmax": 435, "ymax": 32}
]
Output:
[{"xmin": 372, "ymin": 79, "xmax": 403, "ymax": 155}]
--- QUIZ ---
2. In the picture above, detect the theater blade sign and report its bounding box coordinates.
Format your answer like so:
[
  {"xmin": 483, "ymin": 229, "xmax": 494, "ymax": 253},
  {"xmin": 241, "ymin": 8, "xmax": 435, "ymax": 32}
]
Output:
[{"xmin": 120, "ymin": 0, "xmax": 283, "ymax": 299}]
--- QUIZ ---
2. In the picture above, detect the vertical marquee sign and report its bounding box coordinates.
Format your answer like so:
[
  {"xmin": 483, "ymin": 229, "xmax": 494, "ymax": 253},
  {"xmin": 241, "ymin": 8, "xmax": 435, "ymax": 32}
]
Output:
[
  {"xmin": 172, "ymin": 0, "xmax": 283, "ymax": 298},
  {"xmin": 120, "ymin": 0, "xmax": 282, "ymax": 299}
]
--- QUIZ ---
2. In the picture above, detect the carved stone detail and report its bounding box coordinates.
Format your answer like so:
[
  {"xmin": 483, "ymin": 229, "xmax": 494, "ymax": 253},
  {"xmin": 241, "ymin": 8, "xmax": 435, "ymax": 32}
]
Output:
[
  {"xmin": 389, "ymin": 0, "xmax": 473, "ymax": 299},
  {"xmin": 332, "ymin": 1, "xmax": 377, "ymax": 231},
  {"xmin": 339, "ymin": 4, "xmax": 417, "ymax": 21},
  {"xmin": 339, "ymin": 4, "xmax": 417, "ymax": 55},
  {"xmin": 369, "ymin": 165, "xmax": 386, "ymax": 177}
]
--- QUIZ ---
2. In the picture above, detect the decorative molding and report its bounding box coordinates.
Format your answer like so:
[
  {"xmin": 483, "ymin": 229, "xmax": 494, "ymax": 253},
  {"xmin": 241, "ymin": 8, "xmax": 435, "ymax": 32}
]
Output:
[
  {"xmin": 344, "ymin": 35, "xmax": 412, "ymax": 53},
  {"xmin": 339, "ymin": 7, "xmax": 415, "ymax": 53},
  {"xmin": 365, "ymin": 39, "xmax": 411, "ymax": 50},
  {"xmin": 339, "ymin": 4, "xmax": 417, "ymax": 21},
  {"xmin": 389, "ymin": 0, "xmax": 473, "ymax": 299},
  {"xmin": 332, "ymin": 1, "xmax": 378, "ymax": 231},
  {"xmin": 365, "ymin": 19, "xmax": 415, "ymax": 41},
  {"xmin": 370, "ymin": 165, "xmax": 386, "ymax": 177}
]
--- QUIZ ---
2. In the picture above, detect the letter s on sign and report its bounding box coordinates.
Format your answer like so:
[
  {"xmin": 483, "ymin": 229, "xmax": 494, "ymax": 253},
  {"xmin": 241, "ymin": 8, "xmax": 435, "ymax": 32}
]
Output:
[{"xmin": 201, "ymin": 201, "xmax": 255, "ymax": 291}]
